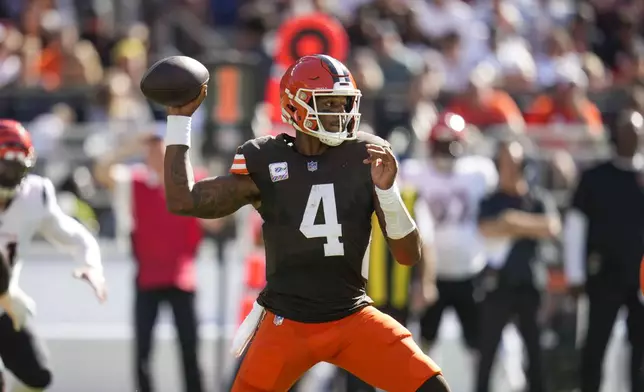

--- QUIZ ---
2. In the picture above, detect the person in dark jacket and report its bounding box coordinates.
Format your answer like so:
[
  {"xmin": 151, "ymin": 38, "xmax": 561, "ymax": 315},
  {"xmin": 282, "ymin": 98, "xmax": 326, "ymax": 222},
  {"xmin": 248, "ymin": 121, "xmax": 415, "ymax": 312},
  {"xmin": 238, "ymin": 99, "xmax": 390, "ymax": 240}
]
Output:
[
  {"xmin": 564, "ymin": 110, "xmax": 644, "ymax": 392},
  {"xmin": 476, "ymin": 140, "xmax": 561, "ymax": 392}
]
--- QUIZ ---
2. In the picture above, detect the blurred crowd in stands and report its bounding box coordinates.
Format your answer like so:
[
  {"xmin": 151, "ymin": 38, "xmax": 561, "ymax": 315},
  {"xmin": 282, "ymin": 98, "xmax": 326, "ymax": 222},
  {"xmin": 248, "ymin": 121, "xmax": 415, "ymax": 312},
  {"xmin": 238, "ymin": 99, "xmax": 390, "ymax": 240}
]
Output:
[{"xmin": 0, "ymin": 0, "xmax": 639, "ymax": 233}]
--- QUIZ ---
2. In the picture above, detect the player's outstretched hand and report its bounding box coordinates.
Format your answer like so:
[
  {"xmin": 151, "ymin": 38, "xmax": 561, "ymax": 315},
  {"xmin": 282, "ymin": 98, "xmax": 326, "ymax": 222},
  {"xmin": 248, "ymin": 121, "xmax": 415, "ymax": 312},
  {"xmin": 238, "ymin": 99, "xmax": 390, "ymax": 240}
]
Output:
[
  {"xmin": 73, "ymin": 266, "xmax": 107, "ymax": 303},
  {"xmin": 166, "ymin": 85, "xmax": 207, "ymax": 117},
  {"xmin": 0, "ymin": 292, "xmax": 21, "ymax": 331},
  {"xmin": 364, "ymin": 144, "xmax": 398, "ymax": 190}
]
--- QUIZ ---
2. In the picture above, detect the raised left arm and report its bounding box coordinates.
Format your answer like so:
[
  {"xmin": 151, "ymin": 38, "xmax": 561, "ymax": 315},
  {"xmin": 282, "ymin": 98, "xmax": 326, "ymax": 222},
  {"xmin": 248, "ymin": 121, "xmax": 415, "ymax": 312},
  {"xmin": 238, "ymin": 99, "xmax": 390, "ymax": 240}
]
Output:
[
  {"xmin": 38, "ymin": 180, "xmax": 106, "ymax": 301},
  {"xmin": 366, "ymin": 143, "xmax": 421, "ymax": 266}
]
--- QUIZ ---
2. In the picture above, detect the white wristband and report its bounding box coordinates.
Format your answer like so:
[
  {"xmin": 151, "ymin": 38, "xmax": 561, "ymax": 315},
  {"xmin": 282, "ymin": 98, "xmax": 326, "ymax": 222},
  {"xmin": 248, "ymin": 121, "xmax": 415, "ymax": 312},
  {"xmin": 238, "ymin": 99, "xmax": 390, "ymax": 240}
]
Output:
[
  {"xmin": 375, "ymin": 182, "xmax": 417, "ymax": 240},
  {"xmin": 165, "ymin": 115, "xmax": 192, "ymax": 147}
]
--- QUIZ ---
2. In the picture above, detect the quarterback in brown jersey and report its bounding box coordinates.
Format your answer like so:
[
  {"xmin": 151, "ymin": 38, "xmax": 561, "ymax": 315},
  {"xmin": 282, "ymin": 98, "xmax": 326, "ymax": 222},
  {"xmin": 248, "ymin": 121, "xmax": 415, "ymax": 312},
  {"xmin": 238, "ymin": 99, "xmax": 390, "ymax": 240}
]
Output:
[{"xmin": 162, "ymin": 54, "xmax": 450, "ymax": 392}]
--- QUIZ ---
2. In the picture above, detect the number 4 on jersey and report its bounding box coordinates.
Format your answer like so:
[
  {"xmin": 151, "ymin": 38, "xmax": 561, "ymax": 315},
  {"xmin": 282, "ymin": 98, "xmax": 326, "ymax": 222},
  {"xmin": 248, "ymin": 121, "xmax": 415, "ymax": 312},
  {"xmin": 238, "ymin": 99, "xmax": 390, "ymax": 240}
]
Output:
[{"xmin": 299, "ymin": 184, "xmax": 345, "ymax": 257}]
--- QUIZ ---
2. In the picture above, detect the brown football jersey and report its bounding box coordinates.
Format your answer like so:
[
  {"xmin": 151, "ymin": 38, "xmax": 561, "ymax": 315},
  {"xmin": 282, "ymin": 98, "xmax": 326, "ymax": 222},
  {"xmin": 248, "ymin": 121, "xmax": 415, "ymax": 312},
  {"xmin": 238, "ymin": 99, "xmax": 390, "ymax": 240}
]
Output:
[{"xmin": 231, "ymin": 132, "xmax": 390, "ymax": 322}]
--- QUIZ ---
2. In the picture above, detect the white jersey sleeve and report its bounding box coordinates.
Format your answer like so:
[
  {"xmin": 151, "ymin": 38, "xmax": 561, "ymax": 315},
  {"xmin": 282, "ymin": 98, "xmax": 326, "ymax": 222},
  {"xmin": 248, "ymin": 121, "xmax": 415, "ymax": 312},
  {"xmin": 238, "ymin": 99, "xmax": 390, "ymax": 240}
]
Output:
[
  {"xmin": 455, "ymin": 155, "xmax": 499, "ymax": 195},
  {"xmin": 399, "ymin": 158, "xmax": 424, "ymax": 190},
  {"xmin": 414, "ymin": 198, "xmax": 435, "ymax": 244},
  {"xmin": 37, "ymin": 177, "xmax": 103, "ymax": 273}
]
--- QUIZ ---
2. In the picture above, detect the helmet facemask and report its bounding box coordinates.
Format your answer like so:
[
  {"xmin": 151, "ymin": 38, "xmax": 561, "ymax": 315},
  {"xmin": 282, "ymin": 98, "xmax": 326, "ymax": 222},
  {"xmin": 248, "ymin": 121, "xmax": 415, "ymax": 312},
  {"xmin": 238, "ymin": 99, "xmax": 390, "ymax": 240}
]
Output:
[
  {"xmin": 0, "ymin": 145, "xmax": 34, "ymax": 199},
  {"xmin": 284, "ymin": 86, "xmax": 361, "ymax": 147}
]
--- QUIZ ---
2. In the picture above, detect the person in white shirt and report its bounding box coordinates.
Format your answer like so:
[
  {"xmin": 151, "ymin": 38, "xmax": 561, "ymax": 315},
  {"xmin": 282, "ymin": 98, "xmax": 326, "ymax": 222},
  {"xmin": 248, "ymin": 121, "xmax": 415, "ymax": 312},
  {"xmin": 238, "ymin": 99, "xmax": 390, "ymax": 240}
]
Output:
[
  {"xmin": 0, "ymin": 119, "xmax": 106, "ymax": 392},
  {"xmin": 401, "ymin": 113, "xmax": 498, "ymax": 354}
]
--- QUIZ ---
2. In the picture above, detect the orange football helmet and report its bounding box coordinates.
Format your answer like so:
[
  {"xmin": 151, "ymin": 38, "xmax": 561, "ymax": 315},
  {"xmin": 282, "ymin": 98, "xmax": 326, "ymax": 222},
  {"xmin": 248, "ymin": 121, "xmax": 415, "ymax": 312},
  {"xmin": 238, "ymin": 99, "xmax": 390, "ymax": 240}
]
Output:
[
  {"xmin": 0, "ymin": 120, "xmax": 36, "ymax": 198},
  {"xmin": 280, "ymin": 54, "xmax": 361, "ymax": 146}
]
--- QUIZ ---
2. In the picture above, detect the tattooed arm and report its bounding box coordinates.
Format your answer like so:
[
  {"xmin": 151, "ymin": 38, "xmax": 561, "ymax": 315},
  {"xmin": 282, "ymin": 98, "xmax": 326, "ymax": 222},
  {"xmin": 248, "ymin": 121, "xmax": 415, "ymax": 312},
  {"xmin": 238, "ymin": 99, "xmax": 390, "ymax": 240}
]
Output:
[
  {"xmin": 163, "ymin": 87, "xmax": 260, "ymax": 219},
  {"xmin": 165, "ymin": 145, "xmax": 260, "ymax": 218}
]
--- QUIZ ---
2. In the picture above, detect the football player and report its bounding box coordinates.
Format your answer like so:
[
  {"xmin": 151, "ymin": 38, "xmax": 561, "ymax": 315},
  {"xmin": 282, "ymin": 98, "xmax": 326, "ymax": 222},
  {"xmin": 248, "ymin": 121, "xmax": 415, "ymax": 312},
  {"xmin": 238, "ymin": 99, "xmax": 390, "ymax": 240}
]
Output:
[
  {"xmin": 162, "ymin": 54, "xmax": 451, "ymax": 391},
  {"xmin": 400, "ymin": 113, "xmax": 497, "ymax": 373},
  {"xmin": 0, "ymin": 120, "xmax": 106, "ymax": 392}
]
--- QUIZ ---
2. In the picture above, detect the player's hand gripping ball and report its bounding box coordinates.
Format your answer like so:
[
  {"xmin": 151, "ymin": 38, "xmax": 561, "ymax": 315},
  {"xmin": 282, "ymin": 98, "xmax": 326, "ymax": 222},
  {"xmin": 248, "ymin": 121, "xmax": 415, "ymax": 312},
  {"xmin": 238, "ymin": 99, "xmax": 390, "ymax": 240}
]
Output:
[
  {"xmin": 166, "ymin": 85, "xmax": 207, "ymax": 117},
  {"xmin": 140, "ymin": 56, "xmax": 209, "ymax": 107}
]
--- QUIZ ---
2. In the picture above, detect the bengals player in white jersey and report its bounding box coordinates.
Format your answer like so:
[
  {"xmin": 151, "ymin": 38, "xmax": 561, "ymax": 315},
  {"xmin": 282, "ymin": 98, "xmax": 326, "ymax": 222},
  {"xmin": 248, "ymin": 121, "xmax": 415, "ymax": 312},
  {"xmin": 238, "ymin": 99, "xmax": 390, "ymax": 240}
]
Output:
[
  {"xmin": 0, "ymin": 120, "xmax": 106, "ymax": 392},
  {"xmin": 401, "ymin": 113, "xmax": 497, "ymax": 358}
]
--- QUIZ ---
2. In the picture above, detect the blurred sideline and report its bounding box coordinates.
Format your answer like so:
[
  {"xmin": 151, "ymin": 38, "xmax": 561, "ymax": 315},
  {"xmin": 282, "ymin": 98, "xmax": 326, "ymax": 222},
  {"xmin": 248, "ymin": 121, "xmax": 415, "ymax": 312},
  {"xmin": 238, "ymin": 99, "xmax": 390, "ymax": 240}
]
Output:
[{"xmin": 0, "ymin": 237, "xmax": 629, "ymax": 392}]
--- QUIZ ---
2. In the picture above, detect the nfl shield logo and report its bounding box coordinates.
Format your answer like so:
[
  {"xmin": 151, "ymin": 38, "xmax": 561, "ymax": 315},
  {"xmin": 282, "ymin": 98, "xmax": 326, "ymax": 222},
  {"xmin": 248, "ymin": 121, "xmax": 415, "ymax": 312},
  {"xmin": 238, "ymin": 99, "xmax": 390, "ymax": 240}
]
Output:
[{"xmin": 307, "ymin": 161, "xmax": 318, "ymax": 172}]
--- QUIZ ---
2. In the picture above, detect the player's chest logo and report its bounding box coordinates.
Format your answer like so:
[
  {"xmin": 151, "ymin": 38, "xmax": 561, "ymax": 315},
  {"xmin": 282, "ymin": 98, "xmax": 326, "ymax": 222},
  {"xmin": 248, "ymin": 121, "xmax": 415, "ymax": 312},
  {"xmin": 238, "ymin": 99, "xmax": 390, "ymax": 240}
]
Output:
[
  {"xmin": 268, "ymin": 162, "xmax": 289, "ymax": 182},
  {"xmin": 307, "ymin": 161, "xmax": 318, "ymax": 172}
]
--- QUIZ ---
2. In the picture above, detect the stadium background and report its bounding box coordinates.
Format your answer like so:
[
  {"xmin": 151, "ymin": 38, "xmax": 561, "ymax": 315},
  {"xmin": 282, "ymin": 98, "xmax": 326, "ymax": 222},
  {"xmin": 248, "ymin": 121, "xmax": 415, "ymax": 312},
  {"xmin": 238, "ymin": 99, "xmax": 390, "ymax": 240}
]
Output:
[{"xmin": 0, "ymin": 0, "xmax": 642, "ymax": 391}]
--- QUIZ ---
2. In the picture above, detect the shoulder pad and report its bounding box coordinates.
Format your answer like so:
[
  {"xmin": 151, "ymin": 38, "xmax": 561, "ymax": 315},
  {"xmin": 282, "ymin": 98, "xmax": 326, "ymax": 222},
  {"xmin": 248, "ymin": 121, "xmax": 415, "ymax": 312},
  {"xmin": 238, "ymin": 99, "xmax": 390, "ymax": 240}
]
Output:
[
  {"xmin": 356, "ymin": 131, "xmax": 390, "ymax": 148},
  {"xmin": 21, "ymin": 174, "xmax": 55, "ymax": 209},
  {"xmin": 238, "ymin": 135, "xmax": 277, "ymax": 153},
  {"xmin": 234, "ymin": 135, "xmax": 280, "ymax": 176}
]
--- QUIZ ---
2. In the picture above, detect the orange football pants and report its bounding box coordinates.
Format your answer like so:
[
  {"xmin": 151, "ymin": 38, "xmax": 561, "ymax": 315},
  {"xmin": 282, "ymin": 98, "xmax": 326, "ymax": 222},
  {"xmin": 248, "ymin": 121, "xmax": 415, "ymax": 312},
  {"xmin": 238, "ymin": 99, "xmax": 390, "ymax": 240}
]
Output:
[{"xmin": 231, "ymin": 305, "xmax": 441, "ymax": 392}]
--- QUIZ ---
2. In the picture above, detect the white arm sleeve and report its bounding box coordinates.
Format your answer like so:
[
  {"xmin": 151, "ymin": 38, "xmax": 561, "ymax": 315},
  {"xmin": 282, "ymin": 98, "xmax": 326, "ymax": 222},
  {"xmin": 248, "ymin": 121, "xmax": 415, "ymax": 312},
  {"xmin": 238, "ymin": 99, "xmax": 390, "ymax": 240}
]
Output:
[
  {"xmin": 563, "ymin": 208, "xmax": 587, "ymax": 285},
  {"xmin": 413, "ymin": 199, "xmax": 435, "ymax": 244},
  {"xmin": 375, "ymin": 182, "xmax": 417, "ymax": 240},
  {"xmin": 38, "ymin": 179, "xmax": 103, "ymax": 273}
]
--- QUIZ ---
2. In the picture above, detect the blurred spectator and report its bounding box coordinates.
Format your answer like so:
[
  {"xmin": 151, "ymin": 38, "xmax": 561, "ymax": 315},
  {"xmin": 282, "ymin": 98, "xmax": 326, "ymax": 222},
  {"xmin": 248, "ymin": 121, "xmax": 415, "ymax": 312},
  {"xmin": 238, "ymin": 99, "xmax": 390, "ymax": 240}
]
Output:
[
  {"xmin": 22, "ymin": 10, "xmax": 103, "ymax": 89},
  {"xmin": 93, "ymin": 131, "xmax": 220, "ymax": 392},
  {"xmin": 580, "ymin": 52, "xmax": 609, "ymax": 91},
  {"xmin": 414, "ymin": 0, "xmax": 487, "ymax": 65},
  {"xmin": 566, "ymin": 3, "xmax": 594, "ymax": 52},
  {"xmin": 401, "ymin": 114, "xmax": 498, "ymax": 392},
  {"xmin": 534, "ymin": 28, "xmax": 583, "ymax": 90},
  {"xmin": 627, "ymin": 83, "xmax": 644, "ymax": 113},
  {"xmin": 29, "ymin": 102, "xmax": 75, "ymax": 172},
  {"xmin": 347, "ymin": 48, "xmax": 385, "ymax": 128},
  {"xmin": 111, "ymin": 27, "xmax": 149, "ymax": 85},
  {"xmin": 476, "ymin": 26, "xmax": 536, "ymax": 92},
  {"xmin": 409, "ymin": 52, "xmax": 443, "ymax": 145},
  {"xmin": 592, "ymin": 8, "xmax": 644, "ymax": 73},
  {"xmin": 77, "ymin": 7, "xmax": 118, "ymax": 68},
  {"xmin": 613, "ymin": 46, "xmax": 644, "ymax": 86},
  {"xmin": 524, "ymin": 66, "xmax": 603, "ymax": 135},
  {"xmin": 565, "ymin": 6, "xmax": 611, "ymax": 91},
  {"xmin": 434, "ymin": 31, "xmax": 472, "ymax": 94},
  {"xmin": 477, "ymin": 140, "xmax": 561, "ymax": 392},
  {"xmin": 147, "ymin": 0, "xmax": 224, "ymax": 59},
  {"xmin": 369, "ymin": 21, "xmax": 422, "ymax": 141},
  {"xmin": 89, "ymin": 70, "xmax": 153, "ymax": 127},
  {"xmin": 211, "ymin": 0, "xmax": 238, "ymax": 26},
  {"xmin": 344, "ymin": 0, "xmax": 429, "ymax": 48},
  {"xmin": 549, "ymin": 149, "xmax": 579, "ymax": 192},
  {"xmin": 0, "ymin": 24, "xmax": 23, "ymax": 88},
  {"xmin": 443, "ymin": 65, "xmax": 525, "ymax": 132},
  {"xmin": 564, "ymin": 110, "xmax": 644, "ymax": 392}
]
